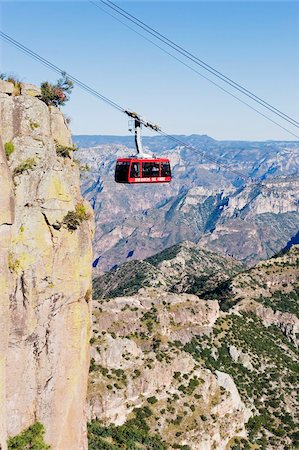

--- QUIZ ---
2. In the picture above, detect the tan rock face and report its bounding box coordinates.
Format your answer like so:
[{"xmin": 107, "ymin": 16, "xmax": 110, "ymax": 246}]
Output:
[
  {"xmin": 0, "ymin": 87, "xmax": 93, "ymax": 449},
  {"xmin": 0, "ymin": 80, "xmax": 14, "ymax": 95},
  {"xmin": 49, "ymin": 105, "xmax": 72, "ymax": 147},
  {"xmin": 20, "ymin": 83, "xmax": 41, "ymax": 97},
  {"xmin": 0, "ymin": 139, "xmax": 14, "ymax": 450},
  {"xmin": 89, "ymin": 290, "xmax": 249, "ymax": 449}
]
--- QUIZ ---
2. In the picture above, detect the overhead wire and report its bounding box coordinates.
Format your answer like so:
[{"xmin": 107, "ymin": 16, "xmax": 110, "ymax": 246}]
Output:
[
  {"xmin": 0, "ymin": 32, "xmax": 125, "ymax": 114},
  {"xmin": 0, "ymin": 31, "xmax": 296, "ymax": 197},
  {"xmin": 100, "ymin": 0, "xmax": 299, "ymax": 128},
  {"xmin": 0, "ymin": 30, "xmax": 252, "ymax": 181},
  {"xmin": 87, "ymin": 1, "xmax": 299, "ymax": 141},
  {"xmin": 90, "ymin": 0, "xmax": 299, "ymax": 133}
]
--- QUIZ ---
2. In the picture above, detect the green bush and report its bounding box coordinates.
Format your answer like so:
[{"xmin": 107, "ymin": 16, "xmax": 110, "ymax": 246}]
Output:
[
  {"xmin": 14, "ymin": 158, "xmax": 37, "ymax": 175},
  {"xmin": 4, "ymin": 141, "xmax": 15, "ymax": 159},
  {"xmin": 7, "ymin": 422, "xmax": 50, "ymax": 450},
  {"xmin": 55, "ymin": 142, "xmax": 78, "ymax": 158},
  {"xmin": 40, "ymin": 72, "xmax": 73, "ymax": 107},
  {"xmin": 62, "ymin": 202, "xmax": 90, "ymax": 231},
  {"xmin": 74, "ymin": 158, "xmax": 90, "ymax": 172},
  {"xmin": 88, "ymin": 407, "xmax": 167, "ymax": 450}
]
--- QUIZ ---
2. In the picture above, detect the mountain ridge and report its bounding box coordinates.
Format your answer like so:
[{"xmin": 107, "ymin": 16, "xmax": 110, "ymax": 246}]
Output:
[
  {"xmin": 76, "ymin": 136, "xmax": 299, "ymax": 271},
  {"xmin": 93, "ymin": 241, "xmax": 244, "ymax": 300}
]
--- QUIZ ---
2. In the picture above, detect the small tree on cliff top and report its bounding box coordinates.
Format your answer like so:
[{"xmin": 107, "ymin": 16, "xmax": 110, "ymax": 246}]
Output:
[{"xmin": 40, "ymin": 72, "xmax": 73, "ymax": 107}]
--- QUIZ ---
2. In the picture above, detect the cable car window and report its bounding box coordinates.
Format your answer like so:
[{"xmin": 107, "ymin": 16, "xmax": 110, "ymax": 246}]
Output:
[
  {"xmin": 115, "ymin": 161, "xmax": 130, "ymax": 182},
  {"xmin": 142, "ymin": 162, "xmax": 160, "ymax": 177},
  {"xmin": 161, "ymin": 162, "xmax": 171, "ymax": 177},
  {"xmin": 130, "ymin": 162, "xmax": 140, "ymax": 178}
]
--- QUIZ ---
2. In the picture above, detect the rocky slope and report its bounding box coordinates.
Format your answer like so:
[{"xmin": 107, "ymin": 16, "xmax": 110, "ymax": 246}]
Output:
[
  {"xmin": 88, "ymin": 245, "xmax": 299, "ymax": 449},
  {"xmin": 75, "ymin": 137, "xmax": 299, "ymax": 271},
  {"xmin": 0, "ymin": 80, "xmax": 94, "ymax": 449},
  {"xmin": 93, "ymin": 241, "xmax": 244, "ymax": 299},
  {"xmin": 88, "ymin": 290, "xmax": 250, "ymax": 450},
  {"xmin": 205, "ymin": 244, "xmax": 299, "ymax": 345}
]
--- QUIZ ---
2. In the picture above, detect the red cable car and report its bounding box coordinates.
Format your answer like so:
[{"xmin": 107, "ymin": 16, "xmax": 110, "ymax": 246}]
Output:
[
  {"xmin": 115, "ymin": 157, "xmax": 171, "ymax": 184},
  {"xmin": 115, "ymin": 111, "xmax": 172, "ymax": 184}
]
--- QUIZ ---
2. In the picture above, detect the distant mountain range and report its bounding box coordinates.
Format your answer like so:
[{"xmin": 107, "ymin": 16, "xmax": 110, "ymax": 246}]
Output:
[{"xmin": 74, "ymin": 134, "xmax": 299, "ymax": 271}]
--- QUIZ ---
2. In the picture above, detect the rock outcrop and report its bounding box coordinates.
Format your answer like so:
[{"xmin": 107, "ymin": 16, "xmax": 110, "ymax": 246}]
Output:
[
  {"xmin": 222, "ymin": 244, "xmax": 299, "ymax": 345},
  {"xmin": 0, "ymin": 80, "xmax": 94, "ymax": 449},
  {"xmin": 88, "ymin": 289, "xmax": 250, "ymax": 449}
]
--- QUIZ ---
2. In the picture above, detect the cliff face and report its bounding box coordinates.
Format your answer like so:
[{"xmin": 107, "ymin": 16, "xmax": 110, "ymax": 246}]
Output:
[
  {"xmin": 0, "ymin": 81, "xmax": 94, "ymax": 449},
  {"xmin": 0, "ymin": 137, "xmax": 14, "ymax": 450}
]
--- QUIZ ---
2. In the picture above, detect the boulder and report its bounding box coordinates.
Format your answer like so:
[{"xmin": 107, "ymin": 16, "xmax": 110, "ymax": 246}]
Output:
[
  {"xmin": 20, "ymin": 83, "xmax": 41, "ymax": 97},
  {"xmin": 0, "ymin": 80, "xmax": 14, "ymax": 95}
]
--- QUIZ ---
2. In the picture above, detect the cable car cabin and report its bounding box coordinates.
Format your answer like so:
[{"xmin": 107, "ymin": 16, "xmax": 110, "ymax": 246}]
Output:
[{"xmin": 115, "ymin": 158, "xmax": 172, "ymax": 184}]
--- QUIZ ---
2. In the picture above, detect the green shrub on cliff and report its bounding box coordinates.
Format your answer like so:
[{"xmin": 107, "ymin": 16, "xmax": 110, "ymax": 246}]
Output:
[
  {"xmin": 55, "ymin": 141, "xmax": 78, "ymax": 158},
  {"xmin": 14, "ymin": 158, "xmax": 37, "ymax": 175},
  {"xmin": 88, "ymin": 407, "xmax": 167, "ymax": 450},
  {"xmin": 63, "ymin": 202, "xmax": 90, "ymax": 231},
  {"xmin": 40, "ymin": 72, "xmax": 73, "ymax": 107},
  {"xmin": 7, "ymin": 422, "xmax": 50, "ymax": 450},
  {"xmin": 4, "ymin": 141, "xmax": 15, "ymax": 159}
]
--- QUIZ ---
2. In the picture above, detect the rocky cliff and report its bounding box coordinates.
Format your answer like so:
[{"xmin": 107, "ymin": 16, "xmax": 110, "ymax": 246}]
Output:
[
  {"xmin": 89, "ymin": 244, "xmax": 299, "ymax": 449},
  {"xmin": 0, "ymin": 80, "xmax": 94, "ymax": 449}
]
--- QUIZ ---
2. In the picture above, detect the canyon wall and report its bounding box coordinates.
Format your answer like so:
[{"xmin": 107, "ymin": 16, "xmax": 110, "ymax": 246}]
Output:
[{"xmin": 0, "ymin": 80, "xmax": 94, "ymax": 449}]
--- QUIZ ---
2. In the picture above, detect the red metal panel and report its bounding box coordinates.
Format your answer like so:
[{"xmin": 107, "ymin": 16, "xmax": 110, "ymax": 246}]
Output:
[{"xmin": 116, "ymin": 158, "xmax": 172, "ymax": 184}]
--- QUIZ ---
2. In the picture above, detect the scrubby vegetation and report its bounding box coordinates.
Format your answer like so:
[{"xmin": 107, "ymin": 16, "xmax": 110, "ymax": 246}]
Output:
[
  {"xmin": 88, "ymin": 407, "xmax": 167, "ymax": 449},
  {"xmin": 29, "ymin": 120, "xmax": 40, "ymax": 130},
  {"xmin": 89, "ymin": 246, "xmax": 299, "ymax": 449},
  {"xmin": 8, "ymin": 252, "xmax": 21, "ymax": 273},
  {"xmin": 40, "ymin": 72, "xmax": 73, "ymax": 107},
  {"xmin": 4, "ymin": 141, "xmax": 15, "ymax": 159},
  {"xmin": 63, "ymin": 202, "xmax": 90, "ymax": 231},
  {"xmin": 55, "ymin": 141, "xmax": 78, "ymax": 158},
  {"xmin": 14, "ymin": 158, "xmax": 37, "ymax": 175},
  {"xmin": 256, "ymin": 288, "xmax": 299, "ymax": 317},
  {"xmin": 7, "ymin": 422, "xmax": 50, "ymax": 450},
  {"xmin": 74, "ymin": 158, "xmax": 90, "ymax": 172},
  {"xmin": 183, "ymin": 313, "xmax": 299, "ymax": 449},
  {"xmin": 0, "ymin": 73, "xmax": 21, "ymax": 95}
]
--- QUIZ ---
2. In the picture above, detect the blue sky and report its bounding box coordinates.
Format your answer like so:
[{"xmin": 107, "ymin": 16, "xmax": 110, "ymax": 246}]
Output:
[{"xmin": 1, "ymin": 0, "xmax": 299, "ymax": 140}]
